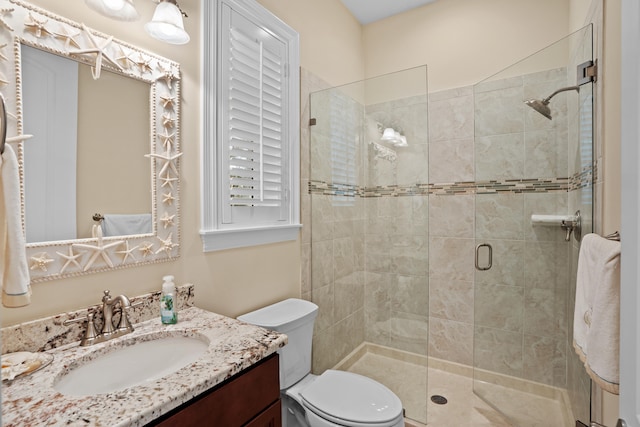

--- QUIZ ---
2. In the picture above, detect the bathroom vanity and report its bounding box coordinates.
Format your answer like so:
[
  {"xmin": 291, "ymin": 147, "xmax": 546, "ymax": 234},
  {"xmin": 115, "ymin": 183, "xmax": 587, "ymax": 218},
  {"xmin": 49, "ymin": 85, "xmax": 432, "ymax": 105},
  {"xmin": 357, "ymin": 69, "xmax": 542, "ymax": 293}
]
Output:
[
  {"xmin": 1, "ymin": 302, "xmax": 287, "ymax": 426},
  {"xmin": 151, "ymin": 353, "xmax": 281, "ymax": 427}
]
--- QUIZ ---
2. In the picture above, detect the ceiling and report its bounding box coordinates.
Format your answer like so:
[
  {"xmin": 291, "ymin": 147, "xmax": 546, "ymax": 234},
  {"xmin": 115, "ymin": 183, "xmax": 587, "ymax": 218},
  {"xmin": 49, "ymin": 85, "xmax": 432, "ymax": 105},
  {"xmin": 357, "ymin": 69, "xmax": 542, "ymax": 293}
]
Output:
[{"xmin": 340, "ymin": 0, "xmax": 438, "ymax": 25}]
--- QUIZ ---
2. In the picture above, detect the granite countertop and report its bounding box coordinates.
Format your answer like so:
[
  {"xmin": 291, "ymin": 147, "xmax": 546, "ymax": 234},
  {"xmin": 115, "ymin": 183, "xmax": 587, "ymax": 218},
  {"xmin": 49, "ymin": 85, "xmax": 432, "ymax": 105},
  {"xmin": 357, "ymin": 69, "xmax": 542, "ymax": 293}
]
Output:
[{"xmin": 1, "ymin": 307, "xmax": 287, "ymax": 427}]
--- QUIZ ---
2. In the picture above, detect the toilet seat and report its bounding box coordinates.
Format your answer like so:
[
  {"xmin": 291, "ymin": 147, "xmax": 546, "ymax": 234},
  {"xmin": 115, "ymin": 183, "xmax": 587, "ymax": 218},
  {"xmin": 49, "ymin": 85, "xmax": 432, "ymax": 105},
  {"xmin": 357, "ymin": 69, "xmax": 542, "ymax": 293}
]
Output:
[{"xmin": 299, "ymin": 370, "xmax": 403, "ymax": 427}]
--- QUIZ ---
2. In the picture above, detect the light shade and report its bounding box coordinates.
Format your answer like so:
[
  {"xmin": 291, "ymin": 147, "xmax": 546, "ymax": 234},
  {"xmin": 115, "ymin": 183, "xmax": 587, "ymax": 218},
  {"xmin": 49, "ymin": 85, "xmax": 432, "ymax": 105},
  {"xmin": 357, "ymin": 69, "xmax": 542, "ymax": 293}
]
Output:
[
  {"xmin": 85, "ymin": 0, "xmax": 140, "ymax": 21},
  {"xmin": 395, "ymin": 135, "xmax": 408, "ymax": 147},
  {"xmin": 145, "ymin": 0, "xmax": 190, "ymax": 45},
  {"xmin": 381, "ymin": 128, "xmax": 397, "ymax": 142}
]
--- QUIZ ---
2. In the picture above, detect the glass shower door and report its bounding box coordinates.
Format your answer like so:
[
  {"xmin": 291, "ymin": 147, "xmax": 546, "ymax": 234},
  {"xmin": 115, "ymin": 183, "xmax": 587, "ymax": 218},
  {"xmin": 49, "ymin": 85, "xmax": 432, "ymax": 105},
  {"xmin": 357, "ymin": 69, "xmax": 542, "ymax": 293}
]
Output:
[
  {"xmin": 307, "ymin": 66, "xmax": 429, "ymax": 425},
  {"xmin": 473, "ymin": 25, "xmax": 594, "ymax": 427}
]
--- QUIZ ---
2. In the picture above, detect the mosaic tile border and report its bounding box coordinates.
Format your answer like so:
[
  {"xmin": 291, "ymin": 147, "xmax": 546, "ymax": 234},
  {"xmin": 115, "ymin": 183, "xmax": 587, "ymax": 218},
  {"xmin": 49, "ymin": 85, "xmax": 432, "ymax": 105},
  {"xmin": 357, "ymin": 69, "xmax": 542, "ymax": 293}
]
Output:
[{"xmin": 308, "ymin": 166, "xmax": 593, "ymax": 197}]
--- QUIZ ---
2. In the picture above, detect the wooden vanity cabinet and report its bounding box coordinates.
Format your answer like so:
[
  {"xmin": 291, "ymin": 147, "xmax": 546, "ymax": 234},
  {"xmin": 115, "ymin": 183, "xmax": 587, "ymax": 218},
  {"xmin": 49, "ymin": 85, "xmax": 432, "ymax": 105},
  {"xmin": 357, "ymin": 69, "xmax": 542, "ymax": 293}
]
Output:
[{"xmin": 149, "ymin": 353, "xmax": 281, "ymax": 427}]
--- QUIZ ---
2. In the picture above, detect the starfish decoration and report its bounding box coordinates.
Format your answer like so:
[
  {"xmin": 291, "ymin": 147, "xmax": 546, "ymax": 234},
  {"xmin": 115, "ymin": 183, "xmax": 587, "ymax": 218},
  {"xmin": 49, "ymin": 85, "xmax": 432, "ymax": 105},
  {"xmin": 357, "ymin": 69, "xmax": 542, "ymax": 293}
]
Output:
[
  {"xmin": 53, "ymin": 26, "xmax": 81, "ymax": 51},
  {"xmin": 157, "ymin": 128, "xmax": 175, "ymax": 151},
  {"xmin": 135, "ymin": 53, "xmax": 152, "ymax": 74},
  {"xmin": 157, "ymin": 64, "xmax": 179, "ymax": 90},
  {"xmin": 155, "ymin": 233, "xmax": 178, "ymax": 256},
  {"xmin": 160, "ymin": 172, "xmax": 178, "ymax": 190},
  {"xmin": 160, "ymin": 212, "xmax": 175, "ymax": 229},
  {"xmin": 7, "ymin": 134, "xmax": 33, "ymax": 144},
  {"xmin": 56, "ymin": 246, "xmax": 84, "ymax": 274},
  {"xmin": 72, "ymin": 226, "xmax": 123, "ymax": 271},
  {"xmin": 24, "ymin": 13, "xmax": 53, "ymax": 39},
  {"xmin": 162, "ymin": 191, "xmax": 175, "ymax": 206},
  {"xmin": 114, "ymin": 45, "xmax": 134, "ymax": 70},
  {"xmin": 162, "ymin": 113, "xmax": 175, "ymax": 129},
  {"xmin": 71, "ymin": 24, "xmax": 123, "ymax": 79},
  {"xmin": 0, "ymin": 44, "xmax": 8, "ymax": 62},
  {"xmin": 30, "ymin": 252, "xmax": 54, "ymax": 272},
  {"xmin": 145, "ymin": 148, "xmax": 182, "ymax": 177},
  {"xmin": 116, "ymin": 241, "xmax": 139, "ymax": 263},
  {"xmin": 139, "ymin": 241, "xmax": 154, "ymax": 258},
  {"xmin": 0, "ymin": 72, "xmax": 8, "ymax": 87},
  {"xmin": 160, "ymin": 94, "xmax": 175, "ymax": 110},
  {"xmin": 0, "ymin": 8, "xmax": 14, "ymax": 32}
]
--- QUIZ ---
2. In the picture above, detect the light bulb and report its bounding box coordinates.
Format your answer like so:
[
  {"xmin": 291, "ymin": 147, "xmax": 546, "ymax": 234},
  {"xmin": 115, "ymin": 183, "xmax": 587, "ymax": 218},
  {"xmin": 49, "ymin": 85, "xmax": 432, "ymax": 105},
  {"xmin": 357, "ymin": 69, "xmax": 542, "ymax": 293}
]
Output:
[
  {"xmin": 381, "ymin": 128, "xmax": 396, "ymax": 142},
  {"xmin": 103, "ymin": 0, "xmax": 125, "ymax": 11},
  {"xmin": 85, "ymin": 0, "xmax": 139, "ymax": 21}
]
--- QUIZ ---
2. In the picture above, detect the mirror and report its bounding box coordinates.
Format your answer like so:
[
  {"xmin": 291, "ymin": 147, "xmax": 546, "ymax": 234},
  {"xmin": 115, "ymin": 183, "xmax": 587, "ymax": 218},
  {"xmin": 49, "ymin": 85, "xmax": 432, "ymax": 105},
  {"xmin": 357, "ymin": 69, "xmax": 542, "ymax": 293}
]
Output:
[
  {"xmin": 21, "ymin": 44, "xmax": 152, "ymax": 243},
  {"xmin": 0, "ymin": 0, "xmax": 181, "ymax": 283}
]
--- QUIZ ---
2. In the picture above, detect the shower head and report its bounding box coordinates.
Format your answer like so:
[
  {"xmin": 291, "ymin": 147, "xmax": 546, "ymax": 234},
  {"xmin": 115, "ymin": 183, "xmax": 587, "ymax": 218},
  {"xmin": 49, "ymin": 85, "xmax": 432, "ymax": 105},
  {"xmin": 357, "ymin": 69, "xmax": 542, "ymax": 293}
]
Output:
[
  {"xmin": 524, "ymin": 98, "xmax": 552, "ymax": 120},
  {"xmin": 524, "ymin": 85, "xmax": 580, "ymax": 120}
]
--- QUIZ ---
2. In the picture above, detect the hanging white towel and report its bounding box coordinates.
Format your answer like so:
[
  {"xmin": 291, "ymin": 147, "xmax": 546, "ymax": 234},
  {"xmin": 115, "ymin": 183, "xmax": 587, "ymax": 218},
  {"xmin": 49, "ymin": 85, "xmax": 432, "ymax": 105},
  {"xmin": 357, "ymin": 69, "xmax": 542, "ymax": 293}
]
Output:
[
  {"xmin": 573, "ymin": 233, "xmax": 620, "ymax": 394},
  {"xmin": 1, "ymin": 144, "xmax": 31, "ymax": 307},
  {"xmin": 101, "ymin": 213, "xmax": 152, "ymax": 237}
]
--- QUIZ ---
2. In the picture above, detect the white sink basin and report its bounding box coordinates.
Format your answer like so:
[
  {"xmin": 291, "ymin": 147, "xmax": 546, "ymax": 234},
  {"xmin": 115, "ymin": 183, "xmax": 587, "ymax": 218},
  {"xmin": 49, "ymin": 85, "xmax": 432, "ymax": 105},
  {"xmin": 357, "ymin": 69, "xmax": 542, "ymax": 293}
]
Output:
[{"xmin": 54, "ymin": 335, "xmax": 209, "ymax": 396}]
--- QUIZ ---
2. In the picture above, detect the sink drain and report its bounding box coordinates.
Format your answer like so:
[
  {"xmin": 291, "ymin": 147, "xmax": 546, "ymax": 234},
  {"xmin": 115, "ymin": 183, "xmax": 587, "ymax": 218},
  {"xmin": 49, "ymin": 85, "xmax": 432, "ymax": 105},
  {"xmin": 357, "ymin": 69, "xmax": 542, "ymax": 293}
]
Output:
[{"xmin": 430, "ymin": 395, "xmax": 448, "ymax": 405}]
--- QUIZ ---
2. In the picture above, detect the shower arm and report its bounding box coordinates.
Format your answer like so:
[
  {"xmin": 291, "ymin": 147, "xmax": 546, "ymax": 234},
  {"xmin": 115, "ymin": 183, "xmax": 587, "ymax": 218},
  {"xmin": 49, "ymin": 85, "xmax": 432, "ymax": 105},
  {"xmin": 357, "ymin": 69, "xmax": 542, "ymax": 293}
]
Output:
[{"xmin": 542, "ymin": 85, "xmax": 580, "ymax": 104}]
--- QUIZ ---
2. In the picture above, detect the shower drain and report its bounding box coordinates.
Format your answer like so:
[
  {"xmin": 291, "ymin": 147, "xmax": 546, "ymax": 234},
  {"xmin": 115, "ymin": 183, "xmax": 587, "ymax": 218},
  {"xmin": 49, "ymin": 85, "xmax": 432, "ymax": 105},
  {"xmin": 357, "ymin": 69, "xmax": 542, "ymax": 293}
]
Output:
[{"xmin": 430, "ymin": 395, "xmax": 448, "ymax": 405}]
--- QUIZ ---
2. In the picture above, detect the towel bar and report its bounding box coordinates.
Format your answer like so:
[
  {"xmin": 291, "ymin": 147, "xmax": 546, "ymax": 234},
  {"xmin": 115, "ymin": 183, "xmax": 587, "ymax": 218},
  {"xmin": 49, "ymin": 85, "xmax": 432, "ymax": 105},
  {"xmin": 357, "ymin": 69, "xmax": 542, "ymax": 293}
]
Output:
[
  {"xmin": 605, "ymin": 231, "xmax": 620, "ymax": 241},
  {"xmin": 0, "ymin": 93, "xmax": 6, "ymax": 155}
]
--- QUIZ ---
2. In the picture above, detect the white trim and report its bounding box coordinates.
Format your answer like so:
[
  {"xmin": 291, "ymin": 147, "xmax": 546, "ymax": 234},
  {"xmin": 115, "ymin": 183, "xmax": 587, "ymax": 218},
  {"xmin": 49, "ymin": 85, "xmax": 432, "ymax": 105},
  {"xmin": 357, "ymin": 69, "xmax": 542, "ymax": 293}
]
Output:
[
  {"xmin": 200, "ymin": 0, "xmax": 300, "ymax": 252},
  {"xmin": 620, "ymin": 0, "xmax": 640, "ymax": 425},
  {"xmin": 200, "ymin": 224, "xmax": 301, "ymax": 251}
]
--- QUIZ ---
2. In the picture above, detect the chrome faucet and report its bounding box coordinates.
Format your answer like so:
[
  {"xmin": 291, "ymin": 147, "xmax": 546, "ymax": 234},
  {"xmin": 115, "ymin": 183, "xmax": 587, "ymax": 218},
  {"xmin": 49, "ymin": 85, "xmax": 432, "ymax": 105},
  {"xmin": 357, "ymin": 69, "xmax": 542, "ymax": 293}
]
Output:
[{"xmin": 64, "ymin": 290, "xmax": 139, "ymax": 346}]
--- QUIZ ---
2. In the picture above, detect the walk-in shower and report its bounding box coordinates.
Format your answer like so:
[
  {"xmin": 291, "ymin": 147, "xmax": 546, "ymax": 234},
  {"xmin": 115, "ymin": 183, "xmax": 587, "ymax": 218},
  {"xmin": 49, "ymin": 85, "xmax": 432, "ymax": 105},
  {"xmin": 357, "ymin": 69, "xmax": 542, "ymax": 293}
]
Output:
[{"xmin": 304, "ymin": 23, "xmax": 594, "ymax": 427}]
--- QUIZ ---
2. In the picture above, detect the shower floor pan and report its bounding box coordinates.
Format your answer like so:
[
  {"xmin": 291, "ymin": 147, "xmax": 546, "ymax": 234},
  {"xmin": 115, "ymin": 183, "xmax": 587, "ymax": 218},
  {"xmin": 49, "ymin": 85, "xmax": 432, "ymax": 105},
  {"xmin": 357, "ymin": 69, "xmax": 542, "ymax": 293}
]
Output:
[{"xmin": 335, "ymin": 343, "xmax": 571, "ymax": 427}]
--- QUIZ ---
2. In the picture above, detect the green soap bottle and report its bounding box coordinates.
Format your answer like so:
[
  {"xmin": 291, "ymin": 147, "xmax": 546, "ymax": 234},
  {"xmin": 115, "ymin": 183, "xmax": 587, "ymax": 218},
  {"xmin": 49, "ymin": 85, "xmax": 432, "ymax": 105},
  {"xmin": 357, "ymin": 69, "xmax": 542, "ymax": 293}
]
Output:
[{"xmin": 160, "ymin": 275, "xmax": 177, "ymax": 324}]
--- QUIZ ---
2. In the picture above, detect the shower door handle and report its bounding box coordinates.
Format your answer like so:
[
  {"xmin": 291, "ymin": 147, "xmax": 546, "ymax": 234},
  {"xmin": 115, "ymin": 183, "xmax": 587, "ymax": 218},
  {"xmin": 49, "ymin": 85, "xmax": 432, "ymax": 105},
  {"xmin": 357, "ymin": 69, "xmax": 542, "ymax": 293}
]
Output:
[{"xmin": 475, "ymin": 243, "xmax": 492, "ymax": 271}]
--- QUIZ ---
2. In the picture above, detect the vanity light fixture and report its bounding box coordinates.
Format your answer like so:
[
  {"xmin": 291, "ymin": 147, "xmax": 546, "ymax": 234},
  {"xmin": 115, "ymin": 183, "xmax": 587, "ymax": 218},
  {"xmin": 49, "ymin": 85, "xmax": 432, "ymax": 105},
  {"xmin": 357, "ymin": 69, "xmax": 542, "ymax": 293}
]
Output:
[
  {"xmin": 85, "ymin": 0, "xmax": 140, "ymax": 21},
  {"xmin": 145, "ymin": 0, "xmax": 190, "ymax": 45}
]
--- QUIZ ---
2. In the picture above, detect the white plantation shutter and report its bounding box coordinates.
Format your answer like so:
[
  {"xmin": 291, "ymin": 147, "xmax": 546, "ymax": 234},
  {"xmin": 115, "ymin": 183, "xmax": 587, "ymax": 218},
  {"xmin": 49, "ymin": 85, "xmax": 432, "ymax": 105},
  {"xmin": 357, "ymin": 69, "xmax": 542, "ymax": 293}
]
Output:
[
  {"xmin": 221, "ymin": 10, "xmax": 288, "ymax": 224},
  {"xmin": 201, "ymin": 0, "xmax": 300, "ymax": 251}
]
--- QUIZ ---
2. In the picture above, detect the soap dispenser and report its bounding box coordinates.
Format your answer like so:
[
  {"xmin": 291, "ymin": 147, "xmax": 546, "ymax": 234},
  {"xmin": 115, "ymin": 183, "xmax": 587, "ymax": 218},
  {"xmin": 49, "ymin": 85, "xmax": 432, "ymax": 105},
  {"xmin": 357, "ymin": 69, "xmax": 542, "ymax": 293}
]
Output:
[{"xmin": 160, "ymin": 275, "xmax": 177, "ymax": 324}]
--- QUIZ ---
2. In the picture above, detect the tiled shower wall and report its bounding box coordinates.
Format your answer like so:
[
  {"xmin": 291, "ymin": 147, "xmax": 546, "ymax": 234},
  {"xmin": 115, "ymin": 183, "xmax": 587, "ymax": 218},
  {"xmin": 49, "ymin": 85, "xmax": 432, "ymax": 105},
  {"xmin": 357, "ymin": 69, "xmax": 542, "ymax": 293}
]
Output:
[
  {"xmin": 362, "ymin": 96, "xmax": 430, "ymax": 356},
  {"xmin": 471, "ymin": 69, "xmax": 571, "ymax": 389},
  {"xmin": 302, "ymin": 64, "xmax": 592, "ymax": 399}
]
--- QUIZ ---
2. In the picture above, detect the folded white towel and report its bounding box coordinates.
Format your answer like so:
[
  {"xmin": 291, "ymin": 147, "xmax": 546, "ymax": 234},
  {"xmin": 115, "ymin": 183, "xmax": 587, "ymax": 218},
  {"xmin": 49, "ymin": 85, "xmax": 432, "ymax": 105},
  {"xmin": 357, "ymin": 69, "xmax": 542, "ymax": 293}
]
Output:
[
  {"xmin": 1, "ymin": 144, "xmax": 31, "ymax": 307},
  {"xmin": 573, "ymin": 233, "xmax": 621, "ymax": 394},
  {"xmin": 101, "ymin": 213, "xmax": 152, "ymax": 237}
]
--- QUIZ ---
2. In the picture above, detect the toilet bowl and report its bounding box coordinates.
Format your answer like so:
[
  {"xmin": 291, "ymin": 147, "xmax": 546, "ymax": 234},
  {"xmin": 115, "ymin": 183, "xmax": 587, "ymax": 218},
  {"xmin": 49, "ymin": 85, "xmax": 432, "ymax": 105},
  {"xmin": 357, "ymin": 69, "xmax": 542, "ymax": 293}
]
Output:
[{"xmin": 238, "ymin": 299, "xmax": 404, "ymax": 427}]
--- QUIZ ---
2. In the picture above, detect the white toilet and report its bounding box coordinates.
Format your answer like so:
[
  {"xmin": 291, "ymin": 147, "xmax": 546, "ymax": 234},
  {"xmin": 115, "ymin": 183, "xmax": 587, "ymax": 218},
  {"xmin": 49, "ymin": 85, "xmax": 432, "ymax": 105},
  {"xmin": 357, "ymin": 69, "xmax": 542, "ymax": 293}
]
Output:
[{"xmin": 238, "ymin": 298, "xmax": 405, "ymax": 427}]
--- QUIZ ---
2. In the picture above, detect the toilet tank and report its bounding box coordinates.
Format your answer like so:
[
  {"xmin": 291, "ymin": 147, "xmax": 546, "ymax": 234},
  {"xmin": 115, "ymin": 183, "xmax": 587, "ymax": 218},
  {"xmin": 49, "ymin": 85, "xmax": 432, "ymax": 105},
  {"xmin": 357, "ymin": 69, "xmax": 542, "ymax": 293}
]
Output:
[{"xmin": 237, "ymin": 298, "xmax": 318, "ymax": 389}]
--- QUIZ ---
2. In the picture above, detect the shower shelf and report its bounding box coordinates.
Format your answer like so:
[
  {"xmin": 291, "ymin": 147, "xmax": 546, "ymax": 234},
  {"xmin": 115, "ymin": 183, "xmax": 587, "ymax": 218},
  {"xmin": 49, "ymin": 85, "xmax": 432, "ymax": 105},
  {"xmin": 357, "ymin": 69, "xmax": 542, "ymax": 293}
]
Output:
[{"xmin": 531, "ymin": 210, "xmax": 581, "ymax": 242}]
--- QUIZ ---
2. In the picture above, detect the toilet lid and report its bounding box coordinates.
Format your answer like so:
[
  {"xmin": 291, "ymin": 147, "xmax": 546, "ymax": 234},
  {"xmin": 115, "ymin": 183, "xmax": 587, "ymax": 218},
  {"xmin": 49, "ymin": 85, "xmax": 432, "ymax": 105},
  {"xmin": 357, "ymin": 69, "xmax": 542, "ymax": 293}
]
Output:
[{"xmin": 300, "ymin": 370, "xmax": 403, "ymax": 425}]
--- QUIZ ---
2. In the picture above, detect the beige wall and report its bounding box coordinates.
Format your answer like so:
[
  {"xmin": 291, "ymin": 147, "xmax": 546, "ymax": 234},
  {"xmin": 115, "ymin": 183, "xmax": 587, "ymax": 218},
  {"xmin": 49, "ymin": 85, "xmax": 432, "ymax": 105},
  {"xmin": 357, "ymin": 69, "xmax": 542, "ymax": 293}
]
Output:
[
  {"xmin": 601, "ymin": 0, "xmax": 621, "ymax": 234},
  {"xmin": 257, "ymin": 0, "xmax": 365, "ymax": 87},
  {"xmin": 363, "ymin": 0, "xmax": 571, "ymax": 92}
]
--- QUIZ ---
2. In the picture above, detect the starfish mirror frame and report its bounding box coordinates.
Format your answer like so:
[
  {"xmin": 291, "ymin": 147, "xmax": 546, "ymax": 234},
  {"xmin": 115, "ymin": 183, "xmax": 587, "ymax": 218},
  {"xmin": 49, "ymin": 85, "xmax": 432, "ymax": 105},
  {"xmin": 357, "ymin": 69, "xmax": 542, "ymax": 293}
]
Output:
[{"xmin": 0, "ymin": 0, "xmax": 182, "ymax": 283}]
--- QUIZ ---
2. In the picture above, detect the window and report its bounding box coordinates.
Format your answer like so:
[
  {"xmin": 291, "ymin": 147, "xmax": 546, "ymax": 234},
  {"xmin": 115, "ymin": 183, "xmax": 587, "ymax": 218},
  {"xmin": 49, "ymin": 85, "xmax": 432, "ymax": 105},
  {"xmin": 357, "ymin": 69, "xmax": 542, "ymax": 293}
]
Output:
[{"xmin": 201, "ymin": 0, "xmax": 300, "ymax": 251}]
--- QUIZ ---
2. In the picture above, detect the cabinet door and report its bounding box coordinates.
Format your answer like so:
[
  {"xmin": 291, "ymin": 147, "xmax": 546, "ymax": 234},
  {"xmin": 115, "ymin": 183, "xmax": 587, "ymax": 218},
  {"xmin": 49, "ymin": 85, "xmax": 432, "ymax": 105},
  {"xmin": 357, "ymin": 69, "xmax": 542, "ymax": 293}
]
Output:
[
  {"xmin": 245, "ymin": 400, "xmax": 281, "ymax": 427},
  {"xmin": 152, "ymin": 354, "xmax": 280, "ymax": 427}
]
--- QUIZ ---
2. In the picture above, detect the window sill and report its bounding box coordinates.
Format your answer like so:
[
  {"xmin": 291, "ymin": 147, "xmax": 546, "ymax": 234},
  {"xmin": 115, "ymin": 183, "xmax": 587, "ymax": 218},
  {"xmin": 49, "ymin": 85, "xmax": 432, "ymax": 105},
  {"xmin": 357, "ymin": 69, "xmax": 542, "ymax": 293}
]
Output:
[{"xmin": 200, "ymin": 224, "xmax": 301, "ymax": 252}]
